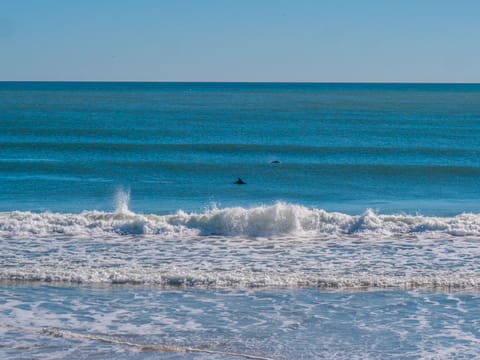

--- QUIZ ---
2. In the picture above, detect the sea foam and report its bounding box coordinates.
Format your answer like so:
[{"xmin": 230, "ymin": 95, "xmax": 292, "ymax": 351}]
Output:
[{"xmin": 1, "ymin": 202, "xmax": 480, "ymax": 238}]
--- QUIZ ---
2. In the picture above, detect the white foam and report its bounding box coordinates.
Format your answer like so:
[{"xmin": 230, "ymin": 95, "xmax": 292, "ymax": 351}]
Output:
[
  {"xmin": 2, "ymin": 202, "xmax": 480, "ymax": 238},
  {"xmin": 2, "ymin": 202, "xmax": 480, "ymax": 289},
  {"xmin": 2, "ymin": 267, "xmax": 479, "ymax": 289}
]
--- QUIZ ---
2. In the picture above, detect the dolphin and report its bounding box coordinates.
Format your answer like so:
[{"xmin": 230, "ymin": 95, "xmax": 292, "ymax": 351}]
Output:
[{"xmin": 234, "ymin": 178, "xmax": 246, "ymax": 185}]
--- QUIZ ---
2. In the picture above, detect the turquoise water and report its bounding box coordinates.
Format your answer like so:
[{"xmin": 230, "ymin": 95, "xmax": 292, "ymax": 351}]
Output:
[
  {"xmin": 2, "ymin": 82, "xmax": 480, "ymax": 214},
  {"xmin": 1, "ymin": 82, "xmax": 480, "ymax": 358}
]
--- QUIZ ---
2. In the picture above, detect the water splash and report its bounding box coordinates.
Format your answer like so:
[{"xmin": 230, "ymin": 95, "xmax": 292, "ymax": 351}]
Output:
[{"xmin": 114, "ymin": 188, "xmax": 133, "ymax": 216}]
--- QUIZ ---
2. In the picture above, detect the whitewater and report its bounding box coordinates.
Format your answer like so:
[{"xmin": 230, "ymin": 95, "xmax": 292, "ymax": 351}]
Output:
[
  {"xmin": 1, "ymin": 195, "xmax": 479, "ymax": 290},
  {"xmin": 3, "ymin": 202, "xmax": 480, "ymax": 238}
]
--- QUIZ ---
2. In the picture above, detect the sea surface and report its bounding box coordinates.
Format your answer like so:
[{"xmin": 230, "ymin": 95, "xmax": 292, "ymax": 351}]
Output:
[{"xmin": 1, "ymin": 82, "xmax": 480, "ymax": 359}]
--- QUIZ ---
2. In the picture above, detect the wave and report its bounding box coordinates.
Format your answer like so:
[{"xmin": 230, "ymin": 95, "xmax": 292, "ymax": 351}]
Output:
[
  {"xmin": 2, "ymin": 202, "xmax": 480, "ymax": 238},
  {"xmin": 3, "ymin": 140, "xmax": 478, "ymax": 154},
  {"xmin": 3, "ymin": 268, "xmax": 479, "ymax": 289}
]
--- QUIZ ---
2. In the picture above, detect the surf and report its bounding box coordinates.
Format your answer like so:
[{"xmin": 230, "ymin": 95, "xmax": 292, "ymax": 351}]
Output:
[{"xmin": 2, "ymin": 201, "xmax": 480, "ymax": 238}]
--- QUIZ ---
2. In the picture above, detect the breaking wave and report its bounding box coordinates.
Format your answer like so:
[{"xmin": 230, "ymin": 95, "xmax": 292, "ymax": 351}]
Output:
[
  {"xmin": 1, "ymin": 202, "xmax": 480, "ymax": 238},
  {"xmin": 3, "ymin": 267, "xmax": 480, "ymax": 289}
]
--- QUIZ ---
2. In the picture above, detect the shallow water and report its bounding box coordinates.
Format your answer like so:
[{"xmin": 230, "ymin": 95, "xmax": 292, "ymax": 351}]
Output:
[{"xmin": 2, "ymin": 284, "xmax": 480, "ymax": 359}]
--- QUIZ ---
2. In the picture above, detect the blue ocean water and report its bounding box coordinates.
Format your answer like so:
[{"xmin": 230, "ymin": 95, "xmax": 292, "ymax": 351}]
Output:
[{"xmin": 1, "ymin": 82, "xmax": 480, "ymax": 359}]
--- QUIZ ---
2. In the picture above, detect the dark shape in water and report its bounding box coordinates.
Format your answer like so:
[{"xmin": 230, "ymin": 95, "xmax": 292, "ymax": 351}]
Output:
[
  {"xmin": 270, "ymin": 160, "xmax": 281, "ymax": 164},
  {"xmin": 234, "ymin": 178, "xmax": 246, "ymax": 185}
]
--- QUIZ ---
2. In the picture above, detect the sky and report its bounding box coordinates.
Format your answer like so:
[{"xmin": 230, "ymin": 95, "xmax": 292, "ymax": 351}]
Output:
[{"xmin": 1, "ymin": 0, "xmax": 479, "ymax": 82}]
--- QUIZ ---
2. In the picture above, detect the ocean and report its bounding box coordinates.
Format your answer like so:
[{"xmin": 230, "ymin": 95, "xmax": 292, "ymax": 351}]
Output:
[{"xmin": 1, "ymin": 82, "xmax": 480, "ymax": 359}]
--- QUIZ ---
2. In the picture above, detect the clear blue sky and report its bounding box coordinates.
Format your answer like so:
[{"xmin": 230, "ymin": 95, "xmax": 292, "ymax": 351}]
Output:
[{"xmin": 1, "ymin": 0, "xmax": 479, "ymax": 82}]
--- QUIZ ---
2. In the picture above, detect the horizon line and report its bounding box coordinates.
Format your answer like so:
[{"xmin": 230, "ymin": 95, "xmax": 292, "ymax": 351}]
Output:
[{"xmin": 1, "ymin": 80, "xmax": 480, "ymax": 85}]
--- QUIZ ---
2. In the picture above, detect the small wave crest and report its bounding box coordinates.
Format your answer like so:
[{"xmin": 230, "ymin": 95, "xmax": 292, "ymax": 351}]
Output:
[
  {"xmin": 3, "ymin": 268, "xmax": 480, "ymax": 289},
  {"xmin": 2, "ymin": 202, "xmax": 480, "ymax": 238}
]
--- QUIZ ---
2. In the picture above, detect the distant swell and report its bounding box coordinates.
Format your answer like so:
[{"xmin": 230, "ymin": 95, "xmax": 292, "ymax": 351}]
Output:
[{"xmin": 1, "ymin": 202, "xmax": 480, "ymax": 237}]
